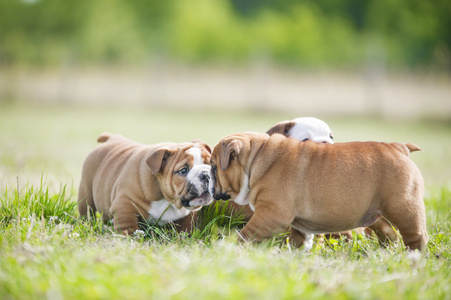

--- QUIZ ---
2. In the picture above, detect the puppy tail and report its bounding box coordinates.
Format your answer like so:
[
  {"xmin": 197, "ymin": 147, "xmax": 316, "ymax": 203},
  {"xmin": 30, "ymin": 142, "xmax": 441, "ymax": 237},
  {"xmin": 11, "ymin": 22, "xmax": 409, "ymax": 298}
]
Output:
[
  {"xmin": 97, "ymin": 132, "xmax": 112, "ymax": 143},
  {"xmin": 405, "ymin": 143, "xmax": 422, "ymax": 153},
  {"xmin": 393, "ymin": 143, "xmax": 422, "ymax": 157}
]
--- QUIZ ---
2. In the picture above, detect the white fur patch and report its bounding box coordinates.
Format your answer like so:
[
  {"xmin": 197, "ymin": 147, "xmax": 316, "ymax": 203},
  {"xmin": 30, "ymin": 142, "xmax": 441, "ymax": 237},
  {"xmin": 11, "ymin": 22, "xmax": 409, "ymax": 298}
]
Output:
[
  {"xmin": 301, "ymin": 233, "xmax": 314, "ymax": 252},
  {"xmin": 188, "ymin": 197, "xmax": 213, "ymax": 207},
  {"xmin": 208, "ymin": 171, "xmax": 215, "ymax": 197},
  {"xmin": 288, "ymin": 117, "xmax": 334, "ymax": 144},
  {"xmin": 187, "ymin": 146, "xmax": 211, "ymax": 184},
  {"xmin": 187, "ymin": 147, "xmax": 203, "ymax": 165},
  {"xmin": 234, "ymin": 174, "xmax": 250, "ymax": 205},
  {"xmin": 148, "ymin": 199, "xmax": 190, "ymax": 225},
  {"xmin": 185, "ymin": 146, "xmax": 213, "ymax": 206}
]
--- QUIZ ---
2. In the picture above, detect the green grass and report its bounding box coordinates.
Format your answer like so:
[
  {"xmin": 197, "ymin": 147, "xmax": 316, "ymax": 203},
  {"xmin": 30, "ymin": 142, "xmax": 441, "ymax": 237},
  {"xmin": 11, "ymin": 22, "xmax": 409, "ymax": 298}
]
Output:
[
  {"xmin": 1, "ymin": 103, "xmax": 450, "ymax": 299},
  {"xmin": 0, "ymin": 184, "xmax": 450, "ymax": 299},
  {"xmin": 0, "ymin": 179, "xmax": 75, "ymax": 225}
]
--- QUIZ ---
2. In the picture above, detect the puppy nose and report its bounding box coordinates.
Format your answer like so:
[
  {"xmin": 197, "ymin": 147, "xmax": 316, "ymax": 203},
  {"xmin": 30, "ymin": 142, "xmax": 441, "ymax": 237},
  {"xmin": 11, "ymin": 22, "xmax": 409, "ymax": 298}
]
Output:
[
  {"xmin": 214, "ymin": 192, "xmax": 230, "ymax": 201},
  {"xmin": 181, "ymin": 199, "xmax": 191, "ymax": 207},
  {"xmin": 199, "ymin": 172, "xmax": 210, "ymax": 182}
]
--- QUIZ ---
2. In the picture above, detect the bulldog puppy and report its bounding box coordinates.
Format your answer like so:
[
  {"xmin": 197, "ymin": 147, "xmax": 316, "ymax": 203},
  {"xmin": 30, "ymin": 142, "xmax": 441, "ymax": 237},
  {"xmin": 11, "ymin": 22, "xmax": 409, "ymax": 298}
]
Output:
[
  {"xmin": 78, "ymin": 133, "xmax": 214, "ymax": 234},
  {"xmin": 266, "ymin": 117, "xmax": 356, "ymax": 241},
  {"xmin": 223, "ymin": 117, "xmax": 336, "ymax": 223},
  {"xmin": 267, "ymin": 117, "xmax": 402, "ymax": 244},
  {"xmin": 266, "ymin": 117, "xmax": 334, "ymax": 144},
  {"xmin": 210, "ymin": 132, "xmax": 428, "ymax": 251}
]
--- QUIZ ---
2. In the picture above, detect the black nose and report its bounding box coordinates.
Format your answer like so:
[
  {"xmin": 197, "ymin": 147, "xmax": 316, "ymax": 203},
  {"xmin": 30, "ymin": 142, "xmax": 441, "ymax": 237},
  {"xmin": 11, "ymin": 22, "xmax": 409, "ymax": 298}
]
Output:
[
  {"xmin": 199, "ymin": 172, "xmax": 209, "ymax": 182},
  {"xmin": 181, "ymin": 199, "xmax": 191, "ymax": 207},
  {"xmin": 213, "ymin": 192, "xmax": 231, "ymax": 201}
]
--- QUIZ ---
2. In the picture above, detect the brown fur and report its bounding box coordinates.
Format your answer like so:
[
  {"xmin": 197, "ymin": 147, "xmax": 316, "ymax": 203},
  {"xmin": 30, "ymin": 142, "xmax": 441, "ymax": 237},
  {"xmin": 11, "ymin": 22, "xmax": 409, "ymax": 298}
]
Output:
[
  {"xmin": 268, "ymin": 123, "xmax": 423, "ymax": 245},
  {"xmin": 211, "ymin": 132, "xmax": 428, "ymax": 251},
  {"xmin": 78, "ymin": 133, "xmax": 211, "ymax": 234},
  {"xmin": 266, "ymin": 121, "xmax": 295, "ymax": 136},
  {"xmin": 360, "ymin": 142, "xmax": 423, "ymax": 243}
]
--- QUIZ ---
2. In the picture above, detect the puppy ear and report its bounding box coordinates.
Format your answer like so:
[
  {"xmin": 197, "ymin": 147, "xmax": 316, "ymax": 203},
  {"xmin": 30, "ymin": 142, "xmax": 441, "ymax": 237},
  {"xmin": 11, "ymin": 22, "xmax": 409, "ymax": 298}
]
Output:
[
  {"xmin": 220, "ymin": 139, "xmax": 243, "ymax": 170},
  {"xmin": 97, "ymin": 132, "xmax": 112, "ymax": 143},
  {"xmin": 266, "ymin": 121, "xmax": 295, "ymax": 137},
  {"xmin": 146, "ymin": 148, "xmax": 174, "ymax": 175},
  {"xmin": 190, "ymin": 139, "xmax": 212, "ymax": 154}
]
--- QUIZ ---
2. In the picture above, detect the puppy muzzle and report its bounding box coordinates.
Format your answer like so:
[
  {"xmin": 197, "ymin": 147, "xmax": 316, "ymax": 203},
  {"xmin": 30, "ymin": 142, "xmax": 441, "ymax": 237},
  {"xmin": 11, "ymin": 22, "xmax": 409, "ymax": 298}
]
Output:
[
  {"xmin": 209, "ymin": 167, "xmax": 231, "ymax": 201},
  {"xmin": 181, "ymin": 190, "xmax": 213, "ymax": 208},
  {"xmin": 181, "ymin": 167, "xmax": 214, "ymax": 208}
]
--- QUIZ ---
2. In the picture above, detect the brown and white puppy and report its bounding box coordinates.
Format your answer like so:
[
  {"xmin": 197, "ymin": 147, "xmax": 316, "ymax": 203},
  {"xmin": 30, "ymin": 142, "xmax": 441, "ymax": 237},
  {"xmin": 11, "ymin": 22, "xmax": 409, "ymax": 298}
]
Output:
[
  {"xmin": 78, "ymin": 133, "xmax": 214, "ymax": 234},
  {"xmin": 210, "ymin": 132, "xmax": 428, "ymax": 251},
  {"xmin": 267, "ymin": 117, "xmax": 334, "ymax": 144}
]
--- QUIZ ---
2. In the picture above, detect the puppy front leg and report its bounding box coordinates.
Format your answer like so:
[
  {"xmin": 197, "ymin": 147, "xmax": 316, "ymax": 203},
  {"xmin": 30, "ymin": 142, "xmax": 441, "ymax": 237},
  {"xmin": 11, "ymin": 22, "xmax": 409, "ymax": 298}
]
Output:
[
  {"xmin": 172, "ymin": 212, "xmax": 198, "ymax": 233},
  {"xmin": 289, "ymin": 227, "xmax": 311, "ymax": 248},
  {"xmin": 239, "ymin": 202, "xmax": 293, "ymax": 243},
  {"xmin": 366, "ymin": 218, "xmax": 399, "ymax": 245},
  {"xmin": 110, "ymin": 197, "xmax": 144, "ymax": 235}
]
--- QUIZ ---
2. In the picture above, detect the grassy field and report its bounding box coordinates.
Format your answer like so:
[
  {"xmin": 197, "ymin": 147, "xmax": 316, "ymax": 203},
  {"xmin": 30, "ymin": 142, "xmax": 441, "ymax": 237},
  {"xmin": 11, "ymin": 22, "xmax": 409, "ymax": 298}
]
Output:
[{"xmin": 1, "ymin": 103, "xmax": 450, "ymax": 299}]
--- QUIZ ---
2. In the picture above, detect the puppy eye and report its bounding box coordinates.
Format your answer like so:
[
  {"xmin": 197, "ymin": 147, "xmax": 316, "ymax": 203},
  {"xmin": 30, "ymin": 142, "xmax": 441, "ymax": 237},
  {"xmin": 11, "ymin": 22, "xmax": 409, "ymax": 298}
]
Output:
[
  {"xmin": 302, "ymin": 138, "xmax": 309, "ymax": 141},
  {"xmin": 211, "ymin": 164, "xmax": 217, "ymax": 172},
  {"xmin": 330, "ymin": 134, "xmax": 334, "ymax": 140},
  {"xmin": 177, "ymin": 167, "xmax": 189, "ymax": 175}
]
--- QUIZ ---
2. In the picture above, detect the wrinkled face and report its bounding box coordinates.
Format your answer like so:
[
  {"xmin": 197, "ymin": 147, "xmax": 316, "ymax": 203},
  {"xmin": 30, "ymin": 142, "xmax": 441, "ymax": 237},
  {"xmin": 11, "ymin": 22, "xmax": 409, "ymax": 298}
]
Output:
[
  {"xmin": 209, "ymin": 138, "xmax": 248, "ymax": 204},
  {"xmin": 267, "ymin": 117, "xmax": 334, "ymax": 144},
  {"xmin": 147, "ymin": 143, "xmax": 214, "ymax": 210}
]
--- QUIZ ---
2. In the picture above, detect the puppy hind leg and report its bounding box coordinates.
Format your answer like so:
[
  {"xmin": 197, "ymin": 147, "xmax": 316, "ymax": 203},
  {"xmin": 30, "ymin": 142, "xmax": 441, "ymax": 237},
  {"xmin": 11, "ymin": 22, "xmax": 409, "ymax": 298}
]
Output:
[
  {"xmin": 288, "ymin": 227, "xmax": 306, "ymax": 247},
  {"xmin": 382, "ymin": 204, "xmax": 428, "ymax": 252},
  {"xmin": 366, "ymin": 218, "xmax": 399, "ymax": 246},
  {"xmin": 289, "ymin": 227, "xmax": 313, "ymax": 251}
]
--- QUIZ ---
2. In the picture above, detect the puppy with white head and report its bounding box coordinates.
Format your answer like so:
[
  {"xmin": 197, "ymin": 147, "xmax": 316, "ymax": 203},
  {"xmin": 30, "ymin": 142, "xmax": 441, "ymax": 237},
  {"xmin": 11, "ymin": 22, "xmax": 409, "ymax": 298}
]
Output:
[
  {"xmin": 210, "ymin": 132, "xmax": 427, "ymax": 252},
  {"xmin": 78, "ymin": 133, "xmax": 214, "ymax": 234},
  {"xmin": 267, "ymin": 117, "xmax": 334, "ymax": 144}
]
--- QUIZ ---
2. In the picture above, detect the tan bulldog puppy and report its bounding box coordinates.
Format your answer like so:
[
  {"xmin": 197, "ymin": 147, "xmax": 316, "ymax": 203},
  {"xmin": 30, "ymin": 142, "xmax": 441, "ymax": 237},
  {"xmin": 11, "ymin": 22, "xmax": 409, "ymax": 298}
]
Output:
[
  {"xmin": 210, "ymin": 132, "xmax": 428, "ymax": 251},
  {"xmin": 266, "ymin": 117, "xmax": 357, "ymax": 241},
  {"xmin": 78, "ymin": 133, "xmax": 214, "ymax": 234},
  {"xmin": 267, "ymin": 117, "xmax": 401, "ymax": 244},
  {"xmin": 222, "ymin": 117, "xmax": 336, "ymax": 223}
]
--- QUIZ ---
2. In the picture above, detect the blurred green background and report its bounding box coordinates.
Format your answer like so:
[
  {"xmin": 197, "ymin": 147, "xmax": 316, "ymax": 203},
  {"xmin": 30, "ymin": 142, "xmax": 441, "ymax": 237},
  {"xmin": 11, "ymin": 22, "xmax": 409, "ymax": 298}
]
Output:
[
  {"xmin": 0, "ymin": 0, "xmax": 450, "ymax": 70},
  {"xmin": 0, "ymin": 0, "xmax": 450, "ymax": 118}
]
